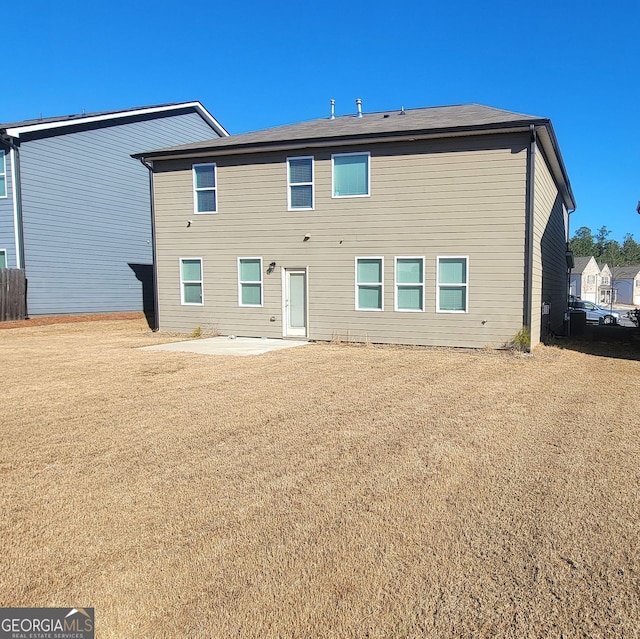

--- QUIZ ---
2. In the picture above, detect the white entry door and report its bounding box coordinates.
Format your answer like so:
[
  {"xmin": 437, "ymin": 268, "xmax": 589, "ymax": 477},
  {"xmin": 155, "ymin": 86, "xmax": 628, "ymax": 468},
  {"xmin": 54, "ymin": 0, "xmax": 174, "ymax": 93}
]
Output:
[{"xmin": 284, "ymin": 269, "xmax": 307, "ymax": 337}]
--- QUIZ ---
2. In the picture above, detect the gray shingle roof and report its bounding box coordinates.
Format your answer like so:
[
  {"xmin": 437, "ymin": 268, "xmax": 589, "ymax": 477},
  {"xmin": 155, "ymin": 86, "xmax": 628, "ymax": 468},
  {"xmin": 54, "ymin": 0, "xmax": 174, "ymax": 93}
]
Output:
[
  {"xmin": 572, "ymin": 256, "xmax": 595, "ymax": 273},
  {"xmin": 0, "ymin": 102, "xmax": 229, "ymax": 138},
  {"xmin": 135, "ymin": 103, "xmax": 546, "ymax": 157},
  {"xmin": 0, "ymin": 102, "xmax": 183, "ymax": 130},
  {"xmin": 612, "ymin": 265, "xmax": 640, "ymax": 279}
]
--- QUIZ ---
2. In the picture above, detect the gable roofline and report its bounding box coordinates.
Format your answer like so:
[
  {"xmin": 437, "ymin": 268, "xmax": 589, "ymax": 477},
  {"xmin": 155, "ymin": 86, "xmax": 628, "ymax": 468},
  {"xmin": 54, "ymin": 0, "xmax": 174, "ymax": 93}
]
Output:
[
  {"xmin": 571, "ymin": 256, "xmax": 597, "ymax": 274},
  {"xmin": 1, "ymin": 102, "xmax": 230, "ymax": 138},
  {"xmin": 132, "ymin": 103, "xmax": 575, "ymax": 210},
  {"xmin": 611, "ymin": 265, "xmax": 640, "ymax": 279}
]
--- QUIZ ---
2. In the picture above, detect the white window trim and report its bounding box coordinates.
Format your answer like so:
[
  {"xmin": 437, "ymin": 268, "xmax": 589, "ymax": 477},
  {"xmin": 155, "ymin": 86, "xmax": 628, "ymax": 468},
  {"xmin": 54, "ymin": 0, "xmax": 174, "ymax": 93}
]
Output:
[
  {"xmin": 192, "ymin": 163, "xmax": 217, "ymax": 214},
  {"xmin": 0, "ymin": 150, "xmax": 7, "ymax": 199},
  {"xmin": 355, "ymin": 256, "xmax": 384, "ymax": 311},
  {"xmin": 332, "ymin": 152, "xmax": 371, "ymax": 199},
  {"xmin": 394, "ymin": 256, "xmax": 425, "ymax": 312},
  {"xmin": 180, "ymin": 257, "xmax": 204, "ymax": 306},
  {"xmin": 436, "ymin": 256, "xmax": 469, "ymax": 314},
  {"xmin": 287, "ymin": 156, "xmax": 314, "ymax": 211},
  {"xmin": 237, "ymin": 257, "xmax": 263, "ymax": 307},
  {"xmin": 0, "ymin": 249, "xmax": 6, "ymax": 269}
]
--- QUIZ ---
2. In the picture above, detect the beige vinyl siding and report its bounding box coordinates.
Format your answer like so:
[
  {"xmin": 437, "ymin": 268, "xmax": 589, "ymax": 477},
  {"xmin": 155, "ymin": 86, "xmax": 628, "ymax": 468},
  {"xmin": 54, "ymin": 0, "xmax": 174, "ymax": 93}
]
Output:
[
  {"xmin": 531, "ymin": 143, "xmax": 568, "ymax": 347},
  {"xmin": 154, "ymin": 134, "xmax": 528, "ymax": 347},
  {"xmin": 580, "ymin": 258, "xmax": 600, "ymax": 303}
]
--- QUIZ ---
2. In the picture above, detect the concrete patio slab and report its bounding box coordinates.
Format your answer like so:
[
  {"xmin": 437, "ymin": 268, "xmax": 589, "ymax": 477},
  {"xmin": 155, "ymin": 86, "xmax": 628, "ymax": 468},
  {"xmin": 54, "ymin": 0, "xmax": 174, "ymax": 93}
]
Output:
[{"xmin": 141, "ymin": 336, "xmax": 311, "ymax": 356}]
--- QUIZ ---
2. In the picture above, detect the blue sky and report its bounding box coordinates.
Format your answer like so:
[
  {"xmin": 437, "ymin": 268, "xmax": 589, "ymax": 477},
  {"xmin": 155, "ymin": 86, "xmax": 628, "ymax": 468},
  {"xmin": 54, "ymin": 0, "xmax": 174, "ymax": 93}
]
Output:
[{"xmin": 7, "ymin": 0, "xmax": 639, "ymax": 241}]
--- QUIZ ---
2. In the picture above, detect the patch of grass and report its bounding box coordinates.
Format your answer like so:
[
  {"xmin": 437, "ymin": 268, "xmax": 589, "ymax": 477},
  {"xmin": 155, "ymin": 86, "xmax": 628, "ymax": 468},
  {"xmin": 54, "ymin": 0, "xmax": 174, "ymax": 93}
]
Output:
[
  {"xmin": 507, "ymin": 325, "xmax": 531, "ymax": 352},
  {"xmin": 1, "ymin": 319, "xmax": 639, "ymax": 638}
]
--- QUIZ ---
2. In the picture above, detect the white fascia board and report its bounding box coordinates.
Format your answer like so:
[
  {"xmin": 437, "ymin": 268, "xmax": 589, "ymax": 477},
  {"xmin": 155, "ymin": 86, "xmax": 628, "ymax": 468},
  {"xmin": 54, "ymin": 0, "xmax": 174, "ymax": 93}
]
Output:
[
  {"xmin": 5, "ymin": 102, "xmax": 230, "ymax": 138},
  {"xmin": 192, "ymin": 102, "xmax": 230, "ymax": 137}
]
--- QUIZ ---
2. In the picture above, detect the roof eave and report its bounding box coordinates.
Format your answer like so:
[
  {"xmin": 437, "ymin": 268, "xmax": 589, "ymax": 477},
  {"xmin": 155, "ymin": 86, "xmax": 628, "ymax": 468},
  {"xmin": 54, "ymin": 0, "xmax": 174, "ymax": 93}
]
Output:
[
  {"xmin": 534, "ymin": 123, "xmax": 576, "ymax": 211},
  {"xmin": 3, "ymin": 101, "xmax": 229, "ymax": 138},
  {"xmin": 133, "ymin": 119, "xmax": 547, "ymax": 161}
]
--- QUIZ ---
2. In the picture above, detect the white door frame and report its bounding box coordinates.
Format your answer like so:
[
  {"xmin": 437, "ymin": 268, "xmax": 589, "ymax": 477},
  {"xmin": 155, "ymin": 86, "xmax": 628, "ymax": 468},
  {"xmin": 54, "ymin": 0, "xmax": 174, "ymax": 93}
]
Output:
[{"xmin": 282, "ymin": 267, "xmax": 308, "ymax": 338}]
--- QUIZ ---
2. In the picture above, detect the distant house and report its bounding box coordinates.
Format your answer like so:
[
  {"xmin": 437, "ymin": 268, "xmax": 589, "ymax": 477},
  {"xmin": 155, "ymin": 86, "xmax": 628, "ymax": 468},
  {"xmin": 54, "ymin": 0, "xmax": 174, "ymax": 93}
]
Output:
[
  {"xmin": 134, "ymin": 102, "xmax": 576, "ymax": 349},
  {"xmin": 597, "ymin": 263, "xmax": 615, "ymax": 304},
  {"xmin": 0, "ymin": 102, "xmax": 228, "ymax": 316},
  {"xmin": 611, "ymin": 265, "xmax": 640, "ymax": 305},
  {"xmin": 570, "ymin": 256, "xmax": 600, "ymax": 303}
]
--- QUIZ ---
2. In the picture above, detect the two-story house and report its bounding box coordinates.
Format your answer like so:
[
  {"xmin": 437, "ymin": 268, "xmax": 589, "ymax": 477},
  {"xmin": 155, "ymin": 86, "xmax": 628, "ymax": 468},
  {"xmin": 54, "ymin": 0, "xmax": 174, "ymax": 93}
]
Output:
[
  {"xmin": 0, "ymin": 102, "xmax": 228, "ymax": 317},
  {"xmin": 570, "ymin": 256, "xmax": 600, "ymax": 303},
  {"xmin": 612, "ymin": 265, "xmax": 640, "ymax": 305},
  {"xmin": 596, "ymin": 263, "xmax": 615, "ymax": 304},
  {"xmin": 134, "ymin": 102, "xmax": 576, "ymax": 349}
]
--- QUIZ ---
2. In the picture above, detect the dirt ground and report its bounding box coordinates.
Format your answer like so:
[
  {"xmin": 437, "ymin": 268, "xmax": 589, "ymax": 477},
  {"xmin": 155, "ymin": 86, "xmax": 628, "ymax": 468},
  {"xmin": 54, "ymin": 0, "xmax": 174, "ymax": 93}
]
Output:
[
  {"xmin": 1, "ymin": 318, "xmax": 639, "ymax": 638},
  {"xmin": 0, "ymin": 311, "xmax": 145, "ymax": 330}
]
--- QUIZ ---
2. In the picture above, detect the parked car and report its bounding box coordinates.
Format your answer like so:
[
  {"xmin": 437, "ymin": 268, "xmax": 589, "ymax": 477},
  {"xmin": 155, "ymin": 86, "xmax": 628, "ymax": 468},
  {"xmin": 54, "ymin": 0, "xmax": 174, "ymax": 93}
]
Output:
[{"xmin": 569, "ymin": 300, "xmax": 620, "ymax": 324}]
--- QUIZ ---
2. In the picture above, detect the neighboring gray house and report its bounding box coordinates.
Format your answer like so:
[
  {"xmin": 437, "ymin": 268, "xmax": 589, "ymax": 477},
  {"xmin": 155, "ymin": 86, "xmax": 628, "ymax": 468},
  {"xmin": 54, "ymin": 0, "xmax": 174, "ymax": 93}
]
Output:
[
  {"xmin": 570, "ymin": 256, "xmax": 601, "ymax": 302},
  {"xmin": 611, "ymin": 265, "xmax": 640, "ymax": 306},
  {"xmin": 0, "ymin": 102, "xmax": 228, "ymax": 316},
  {"xmin": 135, "ymin": 102, "xmax": 576, "ymax": 349}
]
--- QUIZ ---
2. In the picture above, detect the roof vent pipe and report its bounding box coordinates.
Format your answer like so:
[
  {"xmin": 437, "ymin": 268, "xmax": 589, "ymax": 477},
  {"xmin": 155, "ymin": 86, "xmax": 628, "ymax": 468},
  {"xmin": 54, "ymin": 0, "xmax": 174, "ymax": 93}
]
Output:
[
  {"xmin": 356, "ymin": 98, "xmax": 363, "ymax": 118},
  {"xmin": 330, "ymin": 99, "xmax": 335, "ymax": 120},
  {"xmin": 400, "ymin": 105, "xmax": 406, "ymax": 115}
]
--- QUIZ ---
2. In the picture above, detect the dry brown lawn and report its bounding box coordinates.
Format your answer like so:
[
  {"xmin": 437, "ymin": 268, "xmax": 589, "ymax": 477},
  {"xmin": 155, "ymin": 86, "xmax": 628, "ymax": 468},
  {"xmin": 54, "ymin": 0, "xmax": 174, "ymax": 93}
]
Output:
[{"xmin": 1, "ymin": 319, "xmax": 639, "ymax": 638}]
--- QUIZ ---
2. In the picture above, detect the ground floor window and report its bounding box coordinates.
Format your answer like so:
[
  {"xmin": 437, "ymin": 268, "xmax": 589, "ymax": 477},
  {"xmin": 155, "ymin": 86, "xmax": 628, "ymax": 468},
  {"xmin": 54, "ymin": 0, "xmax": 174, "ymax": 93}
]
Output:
[
  {"xmin": 180, "ymin": 258, "xmax": 203, "ymax": 305},
  {"xmin": 238, "ymin": 258, "xmax": 263, "ymax": 306},
  {"xmin": 356, "ymin": 257, "xmax": 383, "ymax": 310},
  {"xmin": 0, "ymin": 249, "xmax": 6, "ymax": 269},
  {"xmin": 395, "ymin": 257, "xmax": 424, "ymax": 311},
  {"xmin": 437, "ymin": 256, "xmax": 468, "ymax": 312}
]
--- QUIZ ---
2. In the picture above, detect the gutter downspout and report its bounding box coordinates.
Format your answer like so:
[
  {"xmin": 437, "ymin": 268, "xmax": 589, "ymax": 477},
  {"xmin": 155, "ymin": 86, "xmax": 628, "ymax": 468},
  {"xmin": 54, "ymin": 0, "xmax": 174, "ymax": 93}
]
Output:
[
  {"xmin": 139, "ymin": 157, "xmax": 159, "ymax": 331},
  {"xmin": 2, "ymin": 134, "xmax": 28, "ymax": 317},
  {"xmin": 523, "ymin": 124, "xmax": 536, "ymax": 349}
]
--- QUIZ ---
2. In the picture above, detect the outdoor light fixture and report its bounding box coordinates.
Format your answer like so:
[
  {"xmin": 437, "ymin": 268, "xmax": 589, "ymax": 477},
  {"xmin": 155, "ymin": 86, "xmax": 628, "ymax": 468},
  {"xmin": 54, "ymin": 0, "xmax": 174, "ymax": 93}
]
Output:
[
  {"xmin": 303, "ymin": 234, "xmax": 311, "ymax": 241},
  {"xmin": 267, "ymin": 261, "xmax": 276, "ymax": 274}
]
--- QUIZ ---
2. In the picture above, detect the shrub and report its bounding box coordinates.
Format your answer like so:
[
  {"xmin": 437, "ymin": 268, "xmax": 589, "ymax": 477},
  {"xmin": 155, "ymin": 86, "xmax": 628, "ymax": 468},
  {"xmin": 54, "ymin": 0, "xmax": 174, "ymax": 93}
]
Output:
[{"xmin": 509, "ymin": 326, "xmax": 531, "ymax": 352}]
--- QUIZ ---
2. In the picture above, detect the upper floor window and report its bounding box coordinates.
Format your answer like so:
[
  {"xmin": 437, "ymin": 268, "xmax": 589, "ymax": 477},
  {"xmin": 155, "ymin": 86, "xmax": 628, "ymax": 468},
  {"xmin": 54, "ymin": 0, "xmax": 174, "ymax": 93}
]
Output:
[
  {"xmin": 180, "ymin": 258, "xmax": 203, "ymax": 305},
  {"xmin": 238, "ymin": 258, "xmax": 263, "ymax": 307},
  {"xmin": 395, "ymin": 257, "xmax": 425, "ymax": 312},
  {"xmin": 193, "ymin": 163, "xmax": 217, "ymax": 213},
  {"xmin": 0, "ymin": 151, "xmax": 6, "ymax": 198},
  {"xmin": 288, "ymin": 157, "xmax": 314, "ymax": 210},
  {"xmin": 437, "ymin": 256, "xmax": 468, "ymax": 313},
  {"xmin": 356, "ymin": 257, "xmax": 383, "ymax": 310},
  {"xmin": 602, "ymin": 276, "xmax": 610, "ymax": 285},
  {"xmin": 586, "ymin": 275, "xmax": 596, "ymax": 285},
  {"xmin": 332, "ymin": 152, "xmax": 370, "ymax": 197}
]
